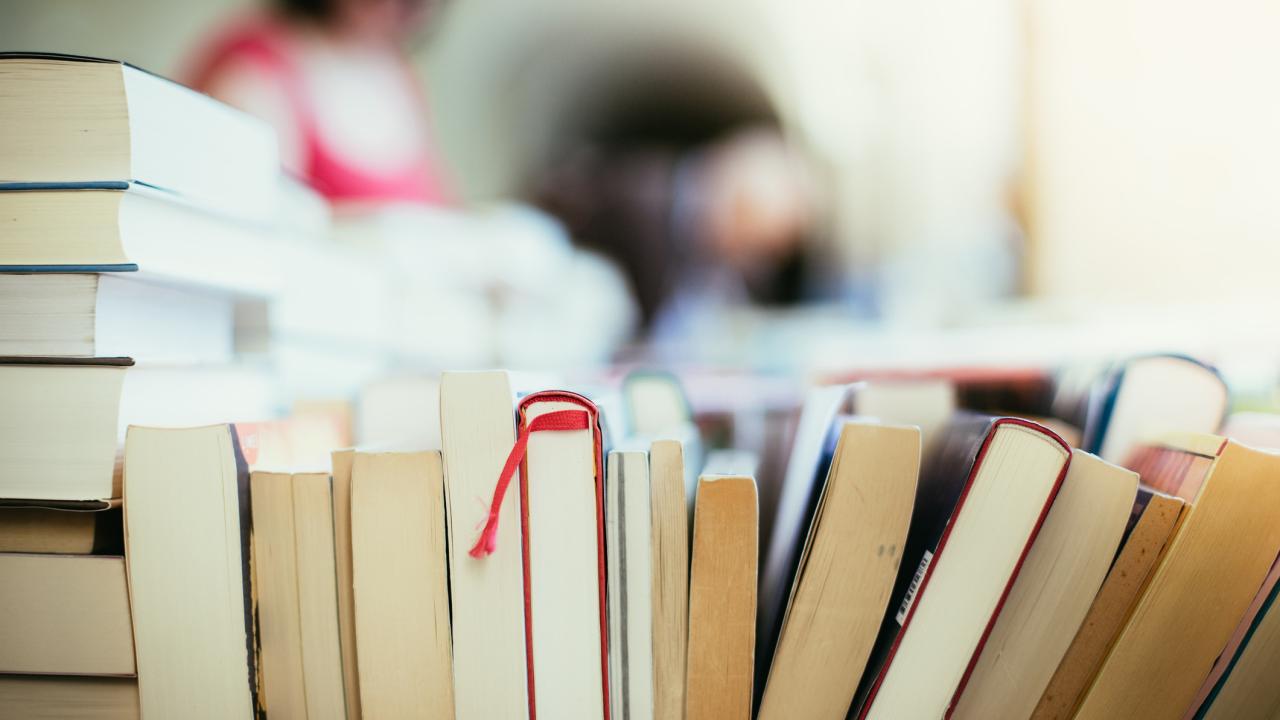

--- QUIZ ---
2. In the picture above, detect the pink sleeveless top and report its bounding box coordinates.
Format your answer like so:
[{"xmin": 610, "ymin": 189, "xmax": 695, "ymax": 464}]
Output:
[{"xmin": 187, "ymin": 17, "xmax": 453, "ymax": 206}]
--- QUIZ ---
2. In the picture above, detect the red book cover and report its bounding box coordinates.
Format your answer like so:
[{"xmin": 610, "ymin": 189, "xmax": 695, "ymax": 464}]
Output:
[
  {"xmin": 515, "ymin": 391, "xmax": 611, "ymax": 720},
  {"xmin": 850, "ymin": 415, "xmax": 1070, "ymax": 719}
]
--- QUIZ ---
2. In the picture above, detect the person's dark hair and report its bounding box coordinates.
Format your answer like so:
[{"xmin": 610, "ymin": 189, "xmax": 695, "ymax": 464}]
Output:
[{"xmin": 275, "ymin": 0, "xmax": 336, "ymax": 21}]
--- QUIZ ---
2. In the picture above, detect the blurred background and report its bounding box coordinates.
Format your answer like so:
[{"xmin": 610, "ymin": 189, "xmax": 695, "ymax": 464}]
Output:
[{"xmin": 7, "ymin": 0, "xmax": 1280, "ymax": 449}]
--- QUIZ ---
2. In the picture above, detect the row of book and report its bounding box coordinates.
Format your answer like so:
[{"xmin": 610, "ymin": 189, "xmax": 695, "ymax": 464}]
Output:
[{"xmin": 7, "ymin": 356, "xmax": 1280, "ymax": 720}]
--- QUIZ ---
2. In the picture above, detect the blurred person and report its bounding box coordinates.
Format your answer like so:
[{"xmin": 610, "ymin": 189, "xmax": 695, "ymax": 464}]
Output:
[
  {"xmin": 538, "ymin": 126, "xmax": 816, "ymax": 345},
  {"xmin": 186, "ymin": 0, "xmax": 453, "ymax": 205}
]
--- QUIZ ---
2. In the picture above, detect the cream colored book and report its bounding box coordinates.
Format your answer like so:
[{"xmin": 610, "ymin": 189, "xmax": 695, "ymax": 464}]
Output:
[
  {"xmin": 292, "ymin": 472, "xmax": 348, "ymax": 720},
  {"xmin": 250, "ymin": 471, "xmax": 307, "ymax": 718},
  {"xmin": 439, "ymin": 371, "xmax": 526, "ymax": 720},
  {"xmin": 1031, "ymin": 491, "xmax": 1188, "ymax": 720},
  {"xmin": 0, "ymin": 54, "xmax": 278, "ymax": 223},
  {"xmin": 352, "ymin": 451, "xmax": 454, "ymax": 720},
  {"xmin": 0, "ymin": 554, "xmax": 134, "ymax": 675},
  {"xmin": 522, "ymin": 393, "xmax": 607, "ymax": 719},
  {"xmin": 757, "ymin": 423, "xmax": 920, "ymax": 720},
  {"xmin": 607, "ymin": 450, "xmax": 654, "ymax": 720},
  {"xmin": 123, "ymin": 424, "xmax": 256, "ymax": 720},
  {"xmin": 0, "ymin": 359, "xmax": 127, "ymax": 502},
  {"xmin": 686, "ymin": 475, "xmax": 759, "ymax": 720},
  {"xmin": 1076, "ymin": 440, "xmax": 1280, "ymax": 719},
  {"xmin": 853, "ymin": 416, "xmax": 1071, "ymax": 720},
  {"xmin": 951, "ymin": 450, "xmax": 1138, "ymax": 719},
  {"xmin": 0, "ymin": 675, "xmax": 139, "ymax": 719},
  {"xmin": 1199, "ymin": 576, "xmax": 1280, "ymax": 720},
  {"xmin": 649, "ymin": 439, "xmax": 690, "ymax": 720},
  {"xmin": 331, "ymin": 449, "xmax": 362, "ymax": 720},
  {"xmin": 0, "ymin": 272, "xmax": 235, "ymax": 363},
  {"xmin": 0, "ymin": 505, "xmax": 119, "ymax": 554}
]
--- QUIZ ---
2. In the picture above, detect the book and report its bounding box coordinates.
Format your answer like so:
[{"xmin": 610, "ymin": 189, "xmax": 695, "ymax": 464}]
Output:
[
  {"xmin": 1079, "ymin": 354, "xmax": 1228, "ymax": 464},
  {"xmin": 249, "ymin": 472, "xmax": 307, "ymax": 718},
  {"xmin": 351, "ymin": 451, "xmax": 454, "ymax": 719},
  {"xmin": 0, "ymin": 357, "xmax": 130, "ymax": 502},
  {"xmin": 686, "ymin": 475, "xmax": 759, "ymax": 720},
  {"xmin": 508, "ymin": 392, "xmax": 609, "ymax": 719},
  {"xmin": 623, "ymin": 369, "xmax": 694, "ymax": 437},
  {"xmin": 1075, "ymin": 440, "xmax": 1280, "ymax": 719},
  {"xmin": 950, "ymin": 450, "xmax": 1139, "ymax": 719},
  {"xmin": 649, "ymin": 438, "xmax": 690, "ymax": 720},
  {"xmin": 291, "ymin": 472, "xmax": 348, "ymax": 720},
  {"xmin": 607, "ymin": 449, "xmax": 653, "ymax": 720},
  {"xmin": 1194, "ymin": 568, "xmax": 1280, "ymax": 720},
  {"xmin": 0, "ymin": 272, "xmax": 235, "ymax": 362},
  {"xmin": 0, "ymin": 553, "xmax": 134, "ymax": 675},
  {"xmin": 1030, "ymin": 489, "xmax": 1188, "ymax": 720},
  {"xmin": 1185, "ymin": 556, "xmax": 1280, "ymax": 718},
  {"xmin": 438, "ymin": 371, "xmax": 527, "ymax": 720},
  {"xmin": 760, "ymin": 384, "xmax": 851, "ymax": 638},
  {"xmin": 851, "ymin": 415, "xmax": 1071, "ymax": 719},
  {"xmin": 123, "ymin": 424, "xmax": 256, "ymax": 719},
  {"xmin": 356, "ymin": 374, "xmax": 441, "ymax": 450},
  {"xmin": 330, "ymin": 449, "xmax": 362, "ymax": 720},
  {"xmin": 756, "ymin": 422, "xmax": 920, "ymax": 720},
  {"xmin": 1220, "ymin": 411, "xmax": 1280, "ymax": 450},
  {"xmin": 761, "ymin": 379, "xmax": 952, "ymax": 655},
  {"xmin": 0, "ymin": 675, "xmax": 139, "ymax": 719},
  {"xmin": 845, "ymin": 378, "xmax": 955, "ymax": 449},
  {"xmin": 0, "ymin": 504, "xmax": 122, "ymax": 554},
  {"xmin": 0, "ymin": 53, "xmax": 278, "ymax": 223},
  {"xmin": 1125, "ymin": 437, "xmax": 1222, "ymax": 499},
  {"xmin": 0, "ymin": 187, "xmax": 276, "ymax": 276},
  {"xmin": 622, "ymin": 368, "xmax": 704, "ymax": 497}
]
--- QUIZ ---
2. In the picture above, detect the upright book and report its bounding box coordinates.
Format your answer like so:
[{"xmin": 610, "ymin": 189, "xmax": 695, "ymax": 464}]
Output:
[
  {"xmin": 329, "ymin": 449, "xmax": 362, "ymax": 720},
  {"xmin": 123, "ymin": 424, "xmax": 257, "ymax": 719},
  {"xmin": 1193, "ymin": 569, "xmax": 1280, "ymax": 720},
  {"xmin": 351, "ymin": 451, "xmax": 454, "ymax": 719},
  {"xmin": 0, "ymin": 53, "xmax": 278, "ymax": 223},
  {"xmin": 465, "ymin": 390, "xmax": 610, "ymax": 719},
  {"xmin": 438, "ymin": 371, "xmax": 527, "ymax": 719},
  {"xmin": 649, "ymin": 438, "xmax": 690, "ymax": 720},
  {"xmin": 757, "ymin": 422, "xmax": 920, "ymax": 720},
  {"xmin": 607, "ymin": 449, "xmax": 652, "ymax": 720},
  {"xmin": 1077, "ymin": 354, "xmax": 1228, "ymax": 464},
  {"xmin": 1075, "ymin": 439, "xmax": 1280, "ymax": 720},
  {"xmin": 291, "ymin": 472, "xmax": 348, "ymax": 720},
  {"xmin": 1185, "ymin": 556, "xmax": 1280, "ymax": 718},
  {"xmin": 1031, "ymin": 488, "xmax": 1189, "ymax": 720},
  {"xmin": 850, "ymin": 415, "xmax": 1070, "ymax": 719},
  {"xmin": 950, "ymin": 450, "xmax": 1138, "ymax": 719},
  {"xmin": 686, "ymin": 475, "xmax": 759, "ymax": 720},
  {"xmin": 250, "ymin": 472, "xmax": 308, "ymax": 718}
]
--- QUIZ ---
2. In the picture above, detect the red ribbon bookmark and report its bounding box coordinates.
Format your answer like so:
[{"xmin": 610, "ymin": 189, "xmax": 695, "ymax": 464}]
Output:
[{"xmin": 469, "ymin": 409, "xmax": 590, "ymax": 558}]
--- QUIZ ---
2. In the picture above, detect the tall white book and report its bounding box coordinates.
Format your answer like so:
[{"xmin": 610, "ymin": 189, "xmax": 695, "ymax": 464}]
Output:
[
  {"xmin": 607, "ymin": 449, "xmax": 654, "ymax": 720},
  {"xmin": 439, "ymin": 371, "xmax": 527, "ymax": 719}
]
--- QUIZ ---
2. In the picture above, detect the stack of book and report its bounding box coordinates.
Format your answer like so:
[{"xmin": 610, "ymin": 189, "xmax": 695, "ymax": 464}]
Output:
[{"xmin": 0, "ymin": 52, "xmax": 279, "ymax": 716}]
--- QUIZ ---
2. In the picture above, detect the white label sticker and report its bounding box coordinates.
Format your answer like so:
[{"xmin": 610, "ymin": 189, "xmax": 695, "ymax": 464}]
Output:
[{"xmin": 895, "ymin": 550, "xmax": 933, "ymax": 625}]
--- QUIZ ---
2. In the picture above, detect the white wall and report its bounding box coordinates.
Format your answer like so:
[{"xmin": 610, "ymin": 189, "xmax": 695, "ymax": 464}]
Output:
[{"xmin": 1027, "ymin": 0, "xmax": 1280, "ymax": 304}]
